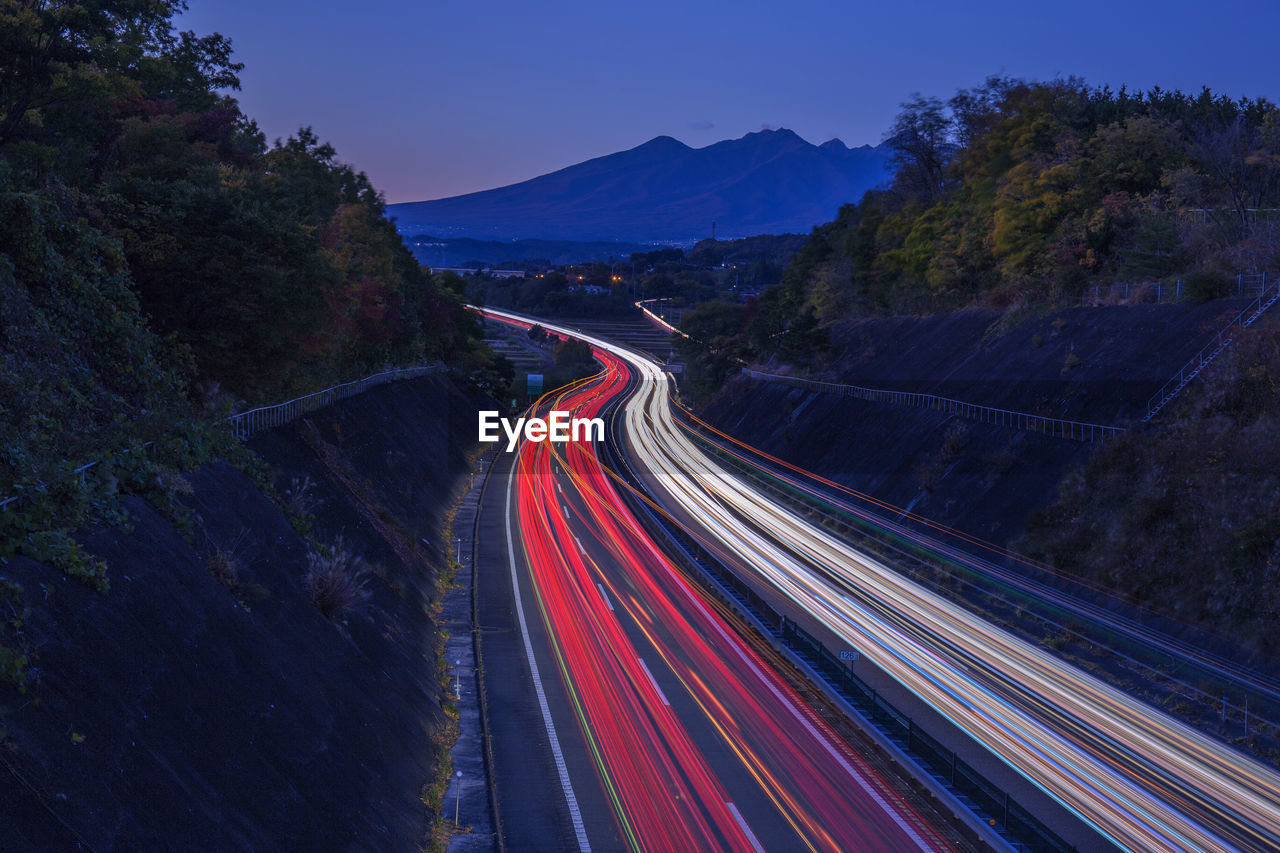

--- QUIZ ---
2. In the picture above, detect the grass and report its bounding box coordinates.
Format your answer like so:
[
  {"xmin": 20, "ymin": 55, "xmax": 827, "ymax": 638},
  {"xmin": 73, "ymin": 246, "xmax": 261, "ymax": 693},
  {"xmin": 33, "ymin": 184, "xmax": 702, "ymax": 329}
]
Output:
[
  {"xmin": 206, "ymin": 527, "xmax": 250, "ymax": 595},
  {"xmin": 305, "ymin": 537, "xmax": 370, "ymax": 619},
  {"xmin": 282, "ymin": 475, "xmax": 321, "ymax": 535}
]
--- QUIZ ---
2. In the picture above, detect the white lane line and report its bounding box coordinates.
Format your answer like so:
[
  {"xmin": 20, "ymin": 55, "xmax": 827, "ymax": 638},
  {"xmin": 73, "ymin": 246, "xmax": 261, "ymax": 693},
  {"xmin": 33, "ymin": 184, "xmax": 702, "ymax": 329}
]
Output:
[
  {"xmin": 726, "ymin": 802, "xmax": 766, "ymax": 853},
  {"xmin": 636, "ymin": 657, "xmax": 670, "ymax": 706},
  {"xmin": 504, "ymin": 456, "xmax": 591, "ymax": 852},
  {"xmin": 573, "ymin": 535, "xmax": 585, "ymax": 553},
  {"xmin": 596, "ymin": 583, "xmax": 613, "ymax": 611}
]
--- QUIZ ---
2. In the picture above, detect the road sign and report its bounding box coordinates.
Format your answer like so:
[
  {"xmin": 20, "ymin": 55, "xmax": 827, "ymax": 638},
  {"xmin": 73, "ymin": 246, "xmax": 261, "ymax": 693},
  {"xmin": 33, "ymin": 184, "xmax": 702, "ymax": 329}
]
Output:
[{"xmin": 839, "ymin": 649, "xmax": 860, "ymax": 662}]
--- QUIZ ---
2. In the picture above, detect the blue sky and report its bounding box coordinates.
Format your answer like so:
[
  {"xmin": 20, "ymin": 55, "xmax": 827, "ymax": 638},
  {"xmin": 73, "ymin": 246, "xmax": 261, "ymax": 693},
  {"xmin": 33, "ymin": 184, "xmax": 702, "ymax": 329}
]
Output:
[{"xmin": 178, "ymin": 1, "xmax": 1280, "ymax": 203}]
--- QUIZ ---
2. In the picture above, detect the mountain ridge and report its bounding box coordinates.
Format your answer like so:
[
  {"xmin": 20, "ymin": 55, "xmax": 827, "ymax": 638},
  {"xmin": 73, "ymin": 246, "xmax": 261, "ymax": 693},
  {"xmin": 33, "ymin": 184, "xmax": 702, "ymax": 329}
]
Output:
[{"xmin": 388, "ymin": 128, "xmax": 890, "ymax": 242}]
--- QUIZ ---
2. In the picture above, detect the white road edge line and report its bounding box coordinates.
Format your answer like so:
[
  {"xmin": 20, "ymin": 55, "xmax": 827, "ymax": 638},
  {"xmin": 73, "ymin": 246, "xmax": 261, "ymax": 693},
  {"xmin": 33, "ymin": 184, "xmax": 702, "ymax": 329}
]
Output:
[
  {"xmin": 636, "ymin": 657, "xmax": 671, "ymax": 706},
  {"xmin": 505, "ymin": 453, "xmax": 592, "ymax": 852},
  {"xmin": 726, "ymin": 802, "xmax": 766, "ymax": 853},
  {"xmin": 488, "ymin": 308, "xmax": 937, "ymax": 852},
  {"xmin": 596, "ymin": 583, "xmax": 614, "ymax": 611}
]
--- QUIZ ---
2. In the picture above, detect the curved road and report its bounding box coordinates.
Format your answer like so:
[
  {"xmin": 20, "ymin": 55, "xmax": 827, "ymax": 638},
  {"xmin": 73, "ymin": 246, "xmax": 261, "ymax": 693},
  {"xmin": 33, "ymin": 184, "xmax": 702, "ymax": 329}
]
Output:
[
  {"xmin": 481, "ymin": 317, "xmax": 967, "ymax": 851},
  {"xmin": 482, "ymin": 307, "xmax": 1280, "ymax": 853}
]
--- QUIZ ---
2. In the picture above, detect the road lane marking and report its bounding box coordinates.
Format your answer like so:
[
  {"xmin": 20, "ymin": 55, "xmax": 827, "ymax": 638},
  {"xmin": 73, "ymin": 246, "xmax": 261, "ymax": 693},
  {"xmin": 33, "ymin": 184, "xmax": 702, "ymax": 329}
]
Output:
[
  {"xmin": 504, "ymin": 456, "xmax": 591, "ymax": 852},
  {"xmin": 726, "ymin": 802, "xmax": 766, "ymax": 853},
  {"xmin": 596, "ymin": 583, "xmax": 613, "ymax": 611},
  {"xmin": 636, "ymin": 657, "xmax": 670, "ymax": 706}
]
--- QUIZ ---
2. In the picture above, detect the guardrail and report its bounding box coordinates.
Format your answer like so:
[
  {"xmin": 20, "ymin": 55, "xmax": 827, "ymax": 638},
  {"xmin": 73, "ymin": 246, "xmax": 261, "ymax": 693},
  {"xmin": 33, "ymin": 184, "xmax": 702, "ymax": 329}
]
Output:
[
  {"xmin": 2, "ymin": 364, "xmax": 443, "ymax": 515},
  {"xmin": 228, "ymin": 364, "xmax": 441, "ymax": 440},
  {"xmin": 740, "ymin": 369, "xmax": 1125, "ymax": 442},
  {"xmin": 1144, "ymin": 278, "xmax": 1280, "ymax": 420},
  {"xmin": 634, "ymin": 298, "xmax": 689, "ymax": 338},
  {"xmin": 779, "ymin": 619, "xmax": 1074, "ymax": 853}
]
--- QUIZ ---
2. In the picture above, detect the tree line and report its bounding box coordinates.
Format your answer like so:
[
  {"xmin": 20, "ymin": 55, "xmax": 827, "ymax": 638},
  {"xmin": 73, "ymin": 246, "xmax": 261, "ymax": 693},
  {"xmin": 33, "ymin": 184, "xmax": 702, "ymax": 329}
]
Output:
[
  {"xmin": 677, "ymin": 76, "xmax": 1280, "ymax": 386},
  {"xmin": 1, "ymin": 1, "xmax": 495, "ymax": 564}
]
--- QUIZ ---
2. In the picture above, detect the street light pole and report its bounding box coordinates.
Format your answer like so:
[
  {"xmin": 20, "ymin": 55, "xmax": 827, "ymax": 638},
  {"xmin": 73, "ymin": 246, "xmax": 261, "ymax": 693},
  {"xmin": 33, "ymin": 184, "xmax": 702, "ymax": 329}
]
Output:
[{"xmin": 454, "ymin": 770, "xmax": 463, "ymax": 824}]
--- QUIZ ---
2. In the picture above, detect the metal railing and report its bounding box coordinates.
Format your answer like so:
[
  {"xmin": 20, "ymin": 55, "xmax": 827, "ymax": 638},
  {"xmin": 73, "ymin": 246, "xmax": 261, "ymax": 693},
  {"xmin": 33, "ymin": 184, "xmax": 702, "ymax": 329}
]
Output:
[
  {"xmin": 740, "ymin": 369, "xmax": 1126, "ymax": 442},
  {"xmin": 2, "ymin": 364, "xmax": 442, "ymax": 514},
  {"xmin": 228, "ymin": 364, "xmax": 441, "ymax": 441},
  {"xmin": 1237, "ymin": 272, "xmax": 1271, "ymax": 299},
  {"xmin": 1145, "ymin": 278, "xmax": 1280, "ymax": 420},
  {"xmin": 1081, "ymin": 281, "xmax": 1182, "ymax": 305},
  {"xmin": 778, "ymin": 619, "xmax": 1074, "ymax": 852},
  {"xmin": 1081, "ymin": 273, "xmax": 1270, "ymax": 307}
]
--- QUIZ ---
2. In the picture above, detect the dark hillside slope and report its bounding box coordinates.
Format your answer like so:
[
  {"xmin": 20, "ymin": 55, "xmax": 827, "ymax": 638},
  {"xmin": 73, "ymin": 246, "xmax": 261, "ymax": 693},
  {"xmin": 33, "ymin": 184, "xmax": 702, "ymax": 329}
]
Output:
[
  {"xmin": 0, "ymin": 375, "xmax": 482, "ymax": 851},
  {"xmin": 698, "ymin": 301, "xmax": 1244, "ymax": 546},
  {"xmin": 1023, "ymin": 320, "xmax": 1280, "ymax": 651}
]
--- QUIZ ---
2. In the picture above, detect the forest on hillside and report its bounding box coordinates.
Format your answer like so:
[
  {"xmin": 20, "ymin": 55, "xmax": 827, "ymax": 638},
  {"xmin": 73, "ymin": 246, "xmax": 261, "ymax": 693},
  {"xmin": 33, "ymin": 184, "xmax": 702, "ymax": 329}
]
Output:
[
  {"xmin": 0, "ymin": 2, "xmax": 502, "ymax": 579},
  {"xmin": 461, "ymin": 233, "xmax": 807, "ymax": 319},
  {"xmin": 678, "ymin": 76, "xmax": 1280, "ymax": 381}
]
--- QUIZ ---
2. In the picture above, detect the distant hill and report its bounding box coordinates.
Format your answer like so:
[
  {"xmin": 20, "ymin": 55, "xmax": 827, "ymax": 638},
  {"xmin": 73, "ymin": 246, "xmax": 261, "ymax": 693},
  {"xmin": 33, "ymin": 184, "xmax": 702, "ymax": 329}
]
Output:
[{"xmin": 388, "ymin": 129, "xmax": 891, "ymax": 242}]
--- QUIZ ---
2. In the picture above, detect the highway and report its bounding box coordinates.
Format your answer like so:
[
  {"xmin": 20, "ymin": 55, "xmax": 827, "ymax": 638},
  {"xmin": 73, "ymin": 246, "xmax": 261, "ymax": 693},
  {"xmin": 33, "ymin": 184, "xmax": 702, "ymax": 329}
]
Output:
[
  {"xmin": 490, "ymin": 329, "xmax": 963, "ymax": 850},
  {"xmin": 674, "ymin": 405, "xmax": 1280, "ymax": 734},
  {"xmin": 480, "ymin": 307, "xmax": 1280, "ymax": 853}
]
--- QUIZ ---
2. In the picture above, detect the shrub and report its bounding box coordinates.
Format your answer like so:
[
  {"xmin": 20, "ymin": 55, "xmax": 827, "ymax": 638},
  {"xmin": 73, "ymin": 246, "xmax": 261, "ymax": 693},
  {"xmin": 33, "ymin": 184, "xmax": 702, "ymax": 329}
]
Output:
[
  {"xmin": 282, "ymin": 475, "xmax": 321, "ymax": 535},
  {"xmin": 1183, "ymin": 270, "xmax": 1231, "ymax": 303},
  {"xmin": 208, "ymin": 549, "xmax": 240, "ymax": 591},
  {"xmin": 0, "ymin": 646, "xmax": 27, "ymax": 689},
  {"xmin": 305, "ymin": 537, "xmax": 370, "ymax": 619},
  {"xmin": 206, "ymin": 528, "xmax": 249, "ymax": 594},
  {"xmin": 941, "ymin": 421, "xmax": 970, "ymax": 459}
]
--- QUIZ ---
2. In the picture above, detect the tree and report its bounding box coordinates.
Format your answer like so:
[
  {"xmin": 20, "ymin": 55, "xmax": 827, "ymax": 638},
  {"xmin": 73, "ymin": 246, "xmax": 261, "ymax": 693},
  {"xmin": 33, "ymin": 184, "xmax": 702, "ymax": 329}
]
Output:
[
  {"xmin": 886, "ymin": 94, "xmax": 952, "ymax": 203},
  {"xmin": 553, "ymin": 338, "xmax": 594, "ymax": 369},
  {"xmin": 1192, "ymin": 114, "xmax": 1280, "ymax": 238}
]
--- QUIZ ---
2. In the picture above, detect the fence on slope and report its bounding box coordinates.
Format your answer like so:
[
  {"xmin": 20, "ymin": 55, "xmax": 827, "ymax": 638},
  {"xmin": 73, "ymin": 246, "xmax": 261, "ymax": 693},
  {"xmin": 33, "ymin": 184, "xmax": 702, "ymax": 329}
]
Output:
[
  {"xmin": 1144, "ymin": 277, "xmax": 1280, "ymax": 421},
  {"xmin": 739, "ymin": 369, "xmax": 1126, "ymax": 443},
  {"xmin": 2, "ymin": 364, "xmax": 443, "ymax": 514},
  {"xmin": 1082, "ymin": 271, "xmax": 1272, "ymax": 306}
]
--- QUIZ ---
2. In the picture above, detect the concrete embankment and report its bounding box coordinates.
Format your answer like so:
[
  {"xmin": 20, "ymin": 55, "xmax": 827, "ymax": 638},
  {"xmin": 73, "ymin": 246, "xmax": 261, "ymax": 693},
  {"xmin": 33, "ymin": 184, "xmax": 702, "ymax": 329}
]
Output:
[
  {"xmin": 698, "ymin": 301, "xmax": 1245, "ymax": 545},
  {"xmin": 0, "ymin": 374, "xmax": 485, "ymax": 851}
]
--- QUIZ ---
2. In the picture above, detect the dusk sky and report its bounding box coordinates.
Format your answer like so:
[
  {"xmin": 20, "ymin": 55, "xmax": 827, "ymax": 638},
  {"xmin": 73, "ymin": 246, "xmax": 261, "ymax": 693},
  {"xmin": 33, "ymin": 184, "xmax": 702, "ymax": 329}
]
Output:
[{"xmin": 179, "ymin": 1, "xmax": 1280, "ymax": 205}]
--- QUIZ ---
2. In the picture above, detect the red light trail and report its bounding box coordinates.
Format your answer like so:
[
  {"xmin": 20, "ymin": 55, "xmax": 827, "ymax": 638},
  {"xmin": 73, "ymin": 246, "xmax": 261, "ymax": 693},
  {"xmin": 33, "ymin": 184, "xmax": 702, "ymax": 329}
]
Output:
[{"xmin": 509, "ymin": 345, "xmax": 949, "ymax": 851}]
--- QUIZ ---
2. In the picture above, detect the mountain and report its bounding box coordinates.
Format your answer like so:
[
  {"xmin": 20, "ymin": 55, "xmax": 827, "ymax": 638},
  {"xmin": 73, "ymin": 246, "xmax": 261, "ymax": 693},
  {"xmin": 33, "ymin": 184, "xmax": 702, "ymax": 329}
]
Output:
[{"xmin": 387, "ymin": 129, "xmax": 891, "ymax": 243}]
